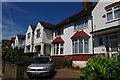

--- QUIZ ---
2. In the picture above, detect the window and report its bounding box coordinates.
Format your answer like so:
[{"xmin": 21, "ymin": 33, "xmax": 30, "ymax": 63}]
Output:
[
  {"xmin": 99, "ymin": 37, "xmax": 103, "ymax": 46},
  {"xmin": 53, "ymin": 43, "xmax": 64, "ymax": 55},
  {"xmin": 106, "ymin": 4, "xmax": 120, "ymax": 21},
  {"xmin": 107, "ymin": 12, "xmax": 113, "ymax": 21},
  {"xmin": 110, "ymin": 40, "xmax": 118, "ymax": 52},
  {"xmin": 73, "ymin": 38, "xmax": 89, "ymax": 53},
  {"xmin": 74, "ymin": 18, "xmax": 88, "ymax": 31},
  {"xmin": 55, "ymin": 29, "xmax": 63, "ymax": 36},
  {"xmin": 37, "ymin": 30, "xmax": 40, "ymax": 38},
  {"xmin": 27, "ymin": 33, "xmax": 30, "ymax": 39}
]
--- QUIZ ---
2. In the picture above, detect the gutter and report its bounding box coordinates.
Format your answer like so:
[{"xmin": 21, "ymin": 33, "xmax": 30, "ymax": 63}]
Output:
[{"xmin": 91, "ymin": 15, "xmax": 94, "ymax": 56}]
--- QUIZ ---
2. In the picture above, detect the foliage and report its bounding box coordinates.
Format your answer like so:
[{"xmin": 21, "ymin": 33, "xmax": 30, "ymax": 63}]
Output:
[
  {"xmin": 78, "ymin": 55, "xmax": 120, "ymax": 80},
  {"xmin": 2, "ymin": 47, "xmax": 37, "ymax": 64}
]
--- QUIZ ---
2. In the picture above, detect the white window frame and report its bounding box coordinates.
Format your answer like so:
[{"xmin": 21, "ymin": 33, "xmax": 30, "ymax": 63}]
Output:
[
  {"xmin": 53, "ymin": 43, "xmax": 64, "ymax": 55},
  {"xmin": 72, "ymin": 38, "xmax": 89, "ymax": 54},
  {"xmin": 74, "ymin": 18, "xmax": 88, "ymax": 31},
  {"xmin": 106, "ymin": 4, "xmax": 120, "ymax": 21}
]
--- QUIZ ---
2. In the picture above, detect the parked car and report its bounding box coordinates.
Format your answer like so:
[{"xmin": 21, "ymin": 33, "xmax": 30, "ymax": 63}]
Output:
[{"xmin": 26, "ymin": 56, "xmax": 54, "ymax": 78}]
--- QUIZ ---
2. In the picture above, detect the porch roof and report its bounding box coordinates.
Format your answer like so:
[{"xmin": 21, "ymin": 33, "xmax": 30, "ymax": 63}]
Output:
[
  {"xmin": 90, "ymin": 25, "xmax": 120, "ymax": 36},
  {"xmin": 71, "ymin": 30, "xmax": 90, "ymax": 39},
  {"xmin": 51, "ymin": 36, "xmax": 64, "ymax": 44}
]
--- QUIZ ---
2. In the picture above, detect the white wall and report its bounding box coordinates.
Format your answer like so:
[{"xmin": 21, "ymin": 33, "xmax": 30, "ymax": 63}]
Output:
[
  {"xmin": 34, "ymin": 22, "xmax": 44, "ymax": 46},
  {"xmin": 43, "ymin": 28, "xmax": 53, "ymax": 44},
  {"xmin": 92, "ymin": 0, "xmax": 120, "ymax": 32},
  {"xmin": 52, "ymin": 16, "xmax": 93, "ymax": 55}
]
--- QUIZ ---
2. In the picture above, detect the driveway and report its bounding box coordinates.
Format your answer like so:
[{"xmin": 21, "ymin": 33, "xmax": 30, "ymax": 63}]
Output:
[{"xmin": 25, "ymin": 68, "xmax": 80, "ymax": 80}]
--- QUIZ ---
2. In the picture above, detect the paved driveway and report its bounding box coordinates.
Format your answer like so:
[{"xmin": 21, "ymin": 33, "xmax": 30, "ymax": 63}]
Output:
[{"xmin": 25, "ymin": 68, "xmax": 80, "ymax": 80}]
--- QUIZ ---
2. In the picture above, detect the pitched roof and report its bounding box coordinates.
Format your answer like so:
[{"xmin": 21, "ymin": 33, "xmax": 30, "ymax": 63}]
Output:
[
  {"xmin": 11, "ymin": 37, "xmax": 15, "ymax": 43},
  {"xmin": 71, "ymin": 30, "xmax": 90, "ymax": 39},
  {"xmin": 56, "ymin": 5, "xmax": 95, "ymax": 28},
  {"xmin": 51, "ymin": 36, "xmax": 64, "ymax": 43},
  {"xmin": 17, "ymin": 34, "xmax": 26, "ymax": 40},
  {"xmin": 39, "ymin": 21, "xmax": 56, "ymax": 29},
  {"xmin": 30, "ymin": 25, "xmax": 36, "ymax": 31}
]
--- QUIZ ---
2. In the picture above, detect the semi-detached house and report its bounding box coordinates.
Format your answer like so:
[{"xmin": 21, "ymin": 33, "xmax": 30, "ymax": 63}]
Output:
[
  {"xmin": 92, "ymin": 0, "xmax": 120, "ymax": 57},
  {"xmin": 24, "ymin": 1, "xmax": 120, "ymax": 67}
]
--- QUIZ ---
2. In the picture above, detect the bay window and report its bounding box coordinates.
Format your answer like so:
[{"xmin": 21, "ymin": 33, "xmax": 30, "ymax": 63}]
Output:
[
  {"xmin": 53, "ymin": 43, "xmax": 64, "ymax": 55},
  {"xmin": 73, "ymin": 38, "xmax": 89, "ymax": 53}
]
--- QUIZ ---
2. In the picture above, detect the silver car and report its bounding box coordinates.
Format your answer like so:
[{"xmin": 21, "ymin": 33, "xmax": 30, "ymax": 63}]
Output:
[{"xmin": 26, "ymin": 56, "xmax": 54, "ymax": 78}]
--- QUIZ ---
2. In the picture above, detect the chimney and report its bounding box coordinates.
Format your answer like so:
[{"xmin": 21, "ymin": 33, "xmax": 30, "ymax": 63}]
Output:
[{"xmin": 82, "ymin": 0, "xmax": 92, "ymax": 10}]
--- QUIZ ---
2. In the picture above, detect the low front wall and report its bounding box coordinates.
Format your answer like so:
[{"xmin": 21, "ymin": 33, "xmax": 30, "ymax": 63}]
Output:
[{"xmin": 51, "ymin": 53, "xmax": 105, "ymax": 68}]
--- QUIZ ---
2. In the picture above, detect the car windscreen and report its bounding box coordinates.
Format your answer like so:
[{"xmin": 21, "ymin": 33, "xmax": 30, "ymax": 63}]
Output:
[{"xmin": 32, "ymin": 57, "xmax": 50, "ymax": 64}]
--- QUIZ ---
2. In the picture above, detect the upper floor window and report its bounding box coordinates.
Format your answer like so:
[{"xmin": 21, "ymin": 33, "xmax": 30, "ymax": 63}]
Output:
[
  {"xmin": 74, "ymin": 18, "xmax": 88, "ymax": 31},
  {"xmin": 55, "ymin": 29, "xmax": 63, "ymax": 36},
  {"xmin": 106, "ymin": 4, "xmax": 120, "ymax": 21},
  {"xmin": 27, "ymin": 33, "xmax": 30, "ymax": 39},
  {"xmin": 37, "ymin": 30, "xmax": 40, "ymax": 38}
]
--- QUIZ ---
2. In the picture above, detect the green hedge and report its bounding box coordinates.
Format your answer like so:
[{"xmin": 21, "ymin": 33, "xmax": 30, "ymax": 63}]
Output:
[{"xmin": 2, "ymin": 47, "xmax": 37, "ymax": 64}]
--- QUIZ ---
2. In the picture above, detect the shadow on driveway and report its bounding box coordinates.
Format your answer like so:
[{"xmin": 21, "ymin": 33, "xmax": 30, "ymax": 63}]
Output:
[{"xmin": 29, "ymin": 71, "xmax": 57, "ymax": 79}]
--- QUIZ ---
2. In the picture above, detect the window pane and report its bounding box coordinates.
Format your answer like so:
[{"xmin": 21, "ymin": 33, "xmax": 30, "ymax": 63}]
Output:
[
  {"xmin": 114, "ymin": 9, "xmax": 120, "ymax": 19},
  {"xmin": 73, "ymin": 42, "xmax": 74, "ymax": 53},
  {"xmin": 27, "ymin": 33, "xmax": 30, "ymax": 39},
  {"xmin": 75, "ymin": 40, "xmax": 78, "ymax": 53},
  {"xmin": 37, "ymin": 30, "xmax": 40, "ymax": 38},
  {"xmin": 99, "ymin": 37, "xmax": 103, "ymax": 45},
  {"xmin": 74, "ymin": 25, "xmax": 78, "ymax": 31},
  {"xmin": 79, "ymin": 39, "xmax": 83, "ymax": 53},
  {"xmin": 107, "ymin": 12, "xmax": 113, "ymax": 21},
  {"xmin": 84, "ymin": 39, "xmax": 89, "ymax": 53},
  {"xmin": 56, "ymin": 44, "xmax": 59, "ymax": 54},
  {"xmin": 60, "ymin": 47, "xmax": 63, "ymax": 54},
  {"xmin": 85, "ymin": 20, "xmax": 88, "ymax": 28},
  {"xmin": 111, "ymin": 40, "xmax": 118, "ymax": 52}
]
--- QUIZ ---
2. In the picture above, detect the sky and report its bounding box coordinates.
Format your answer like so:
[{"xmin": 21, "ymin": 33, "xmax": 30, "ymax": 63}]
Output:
[{"xmin": 2, "ymin": 2, "xmax": 95, "ymax": 40}]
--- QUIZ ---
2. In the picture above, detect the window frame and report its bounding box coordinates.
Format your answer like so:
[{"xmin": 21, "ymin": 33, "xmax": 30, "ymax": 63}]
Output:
[
  {"xmin": 53, "ymin": 43, "xmax": 64, "ymax": 55},
  {"xmin": 27, "ymin": 32, "xmax": 30, "ymax": 39},
  {"xmin": 106, "ymin": 4, "xmax": 120, "ymax": 21},
  {"xmin": 72, "ymin": 38, "xmax": 89, "ymax": 54},
  {"xmin": 37, "ymin": 30, "xmax": 40, "ymax": 38},
  {"xmin": 74, "ymin": 18, "xmax": 88, "ymax": 31}
]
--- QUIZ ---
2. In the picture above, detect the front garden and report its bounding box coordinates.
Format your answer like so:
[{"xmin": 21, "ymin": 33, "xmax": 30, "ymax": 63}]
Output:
[{"xmin": 2, "ymin": 47, "xmax": 37, "ymax": 64}]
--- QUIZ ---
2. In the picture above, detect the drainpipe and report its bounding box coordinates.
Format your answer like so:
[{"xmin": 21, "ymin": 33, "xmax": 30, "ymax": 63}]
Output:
[{"xmin": 91, "ymin": 15, "xmax": 94, "ymax": 56}]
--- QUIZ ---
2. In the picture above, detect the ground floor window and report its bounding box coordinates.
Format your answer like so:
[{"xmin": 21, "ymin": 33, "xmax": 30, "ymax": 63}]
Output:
[
  {"xmin": 73, "ymin": 38, "xmax": 89, "ymax": 53},
  {"xmin": 53, "ymin": 43, "xmax": 64, "ymax": 55}
]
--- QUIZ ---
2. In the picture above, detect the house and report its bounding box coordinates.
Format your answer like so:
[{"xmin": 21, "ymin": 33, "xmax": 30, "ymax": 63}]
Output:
[
  {"xmin": 15, "ymin": 34, "xmax": 26, "ymax": 48},
  {"xmin": 2, "ymin": 39, "xmax": 11, "ymax": 48},
  {"xmin": 33, "ymin": 21, "xmax": 55, "ymax": 56},
  {"xmin": 92, "ymin": 0, "xmax": 120, "ymax": 57},
  {"xmin": 24, "ymin": 25, "xmax": 36, "ymax": 52},
  {"xmin": 11, "ymin": 37, "xmax": 15, "ymax": 49},
  {"xmin": 50, "ymin": 2, "xmax": 105, "ymax": 68}
]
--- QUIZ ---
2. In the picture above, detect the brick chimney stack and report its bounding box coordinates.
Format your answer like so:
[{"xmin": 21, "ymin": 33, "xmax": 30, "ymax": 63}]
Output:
[{"xmin": 82, "ymin": 0, "xmax": 92, "ymax": 10}]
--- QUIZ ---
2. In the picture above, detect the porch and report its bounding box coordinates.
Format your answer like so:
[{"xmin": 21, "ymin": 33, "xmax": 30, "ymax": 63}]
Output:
[{"xmin": 91, "ymin": 25, "xmax": 120, "ymax": 57}]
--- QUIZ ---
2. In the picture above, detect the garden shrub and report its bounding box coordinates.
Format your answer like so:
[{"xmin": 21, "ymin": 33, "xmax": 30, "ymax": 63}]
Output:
[
  {"xmin": 2, "ymin": 47, "xmax": 36, "ymax": 64},
  {"xmin": 78, "ymin": 56, "xmax": 120, "ymax": 80}
]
